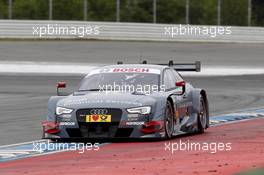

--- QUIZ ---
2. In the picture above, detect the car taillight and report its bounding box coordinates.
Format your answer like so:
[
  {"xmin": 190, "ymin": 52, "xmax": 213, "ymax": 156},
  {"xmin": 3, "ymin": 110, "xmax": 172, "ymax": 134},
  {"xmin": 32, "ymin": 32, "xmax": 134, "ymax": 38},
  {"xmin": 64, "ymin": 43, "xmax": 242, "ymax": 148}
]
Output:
[
  {"xmin": 175, "ymin": 81, "xmax": 186, "ymax": 87},
  {"xmin": 57, "ymin": 82, "xmax": 66, "ymax": 88}
]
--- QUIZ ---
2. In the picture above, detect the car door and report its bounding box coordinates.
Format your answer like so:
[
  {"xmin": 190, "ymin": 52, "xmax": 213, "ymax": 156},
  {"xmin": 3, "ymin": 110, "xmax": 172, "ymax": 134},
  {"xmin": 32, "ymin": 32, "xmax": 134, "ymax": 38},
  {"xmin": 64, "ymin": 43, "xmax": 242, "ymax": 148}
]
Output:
[
  {"xmin": 163, "ymin": 69, "xmax": 184, "ymax": 132},
  {"xmin": 170, "ymin": 69, "xmax": 193, "ymax": 126}
]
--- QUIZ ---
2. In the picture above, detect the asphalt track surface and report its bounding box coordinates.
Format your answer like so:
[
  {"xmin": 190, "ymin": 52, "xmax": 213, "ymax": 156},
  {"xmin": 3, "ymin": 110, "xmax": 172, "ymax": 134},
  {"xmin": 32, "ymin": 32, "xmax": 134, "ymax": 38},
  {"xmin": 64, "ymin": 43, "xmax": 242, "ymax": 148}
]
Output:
[
  {"xmin": 0, "ymin": 41, "xmax": 264, "ymax": 146},
  {"xmin": 1, "ymin": 74, "xmax": 264, "ymax": 146},
  {"xmin": 1, "ymin": 118, "xmax": 263, "ymax": 175},
  {"xmin": 0, "ymin": 40, "xmax": 264, "ymax": 67}
]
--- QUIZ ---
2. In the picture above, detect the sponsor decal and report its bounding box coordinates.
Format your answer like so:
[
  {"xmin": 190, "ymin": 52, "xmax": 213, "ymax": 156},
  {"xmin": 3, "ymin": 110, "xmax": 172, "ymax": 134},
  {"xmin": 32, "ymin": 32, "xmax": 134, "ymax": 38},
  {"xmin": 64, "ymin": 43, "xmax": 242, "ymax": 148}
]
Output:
[
  {"xmin": 86, "ymin": 115, "xmax": 111, "ymax": 122},
  {"xmin": 175, "ymin": 111, "xmax": 179, "ymax": 119},
  {"xmin": 177, "ymin": 102, "xmax": 193, "ymax": 108},
  {"xmin": 59, "ymin": 122, "xmax": 75, "ymax": 126},
  {"xmin": 59, "ymin": 114, "xmax": 72, "ymax": 121},
  {"xmin": 126, "ymin": 121, "xmax": 145, "ymax": 126},
  {"xmin": 127, "ymin": 114, "xmax": 139, "ymax": 121},
  {"xmin": 61, "ymin": 114, "xmax": 71, "ymax": 118},
  {"xmin": 88, "ymin": 68, "xmax": 160, "ymax": 75},
  {"xmin": 112, "ymin": 68, "xmax": 149, "ymax": 73}
]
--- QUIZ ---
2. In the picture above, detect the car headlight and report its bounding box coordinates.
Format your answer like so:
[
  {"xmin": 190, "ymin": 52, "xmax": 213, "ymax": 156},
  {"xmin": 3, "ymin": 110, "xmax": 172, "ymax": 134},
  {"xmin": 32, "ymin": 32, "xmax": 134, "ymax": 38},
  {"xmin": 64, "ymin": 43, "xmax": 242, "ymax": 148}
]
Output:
[
  {"xmin": 127, "ymin": 106, "xmax": 151, "ymax": 115},
  {"xmin": 56, "ymin": 107, "xmax": 73, "ymax": 115}
]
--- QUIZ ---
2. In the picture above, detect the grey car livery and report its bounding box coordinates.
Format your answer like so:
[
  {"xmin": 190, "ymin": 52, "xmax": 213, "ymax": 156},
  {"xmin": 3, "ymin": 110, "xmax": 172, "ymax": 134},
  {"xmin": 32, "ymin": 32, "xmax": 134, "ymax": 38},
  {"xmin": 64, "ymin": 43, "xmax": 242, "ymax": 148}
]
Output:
[{"xmin": 42, "ymin": 61, "xmax": 209, "ymax": 140}]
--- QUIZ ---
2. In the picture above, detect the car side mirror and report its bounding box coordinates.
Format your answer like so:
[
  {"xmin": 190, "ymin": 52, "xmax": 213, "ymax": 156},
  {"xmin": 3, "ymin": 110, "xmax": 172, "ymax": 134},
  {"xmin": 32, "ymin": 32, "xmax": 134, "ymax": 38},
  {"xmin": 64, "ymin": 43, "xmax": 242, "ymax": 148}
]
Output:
[
  {"xmin": 57, "ymin": 81, "xmax": 66, "ymax": 96},
  {"xmin": 175, "ymin": 81, "xmax": 186, "ymax": 95}
]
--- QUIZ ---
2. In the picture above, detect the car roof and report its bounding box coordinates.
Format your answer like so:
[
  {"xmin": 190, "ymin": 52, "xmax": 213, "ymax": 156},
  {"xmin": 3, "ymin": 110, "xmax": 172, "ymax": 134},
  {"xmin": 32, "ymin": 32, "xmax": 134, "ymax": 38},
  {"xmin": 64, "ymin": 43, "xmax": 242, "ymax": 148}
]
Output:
[{"xmin": 85, "ymin": 64, "xmax": 173, "ymax": 78}]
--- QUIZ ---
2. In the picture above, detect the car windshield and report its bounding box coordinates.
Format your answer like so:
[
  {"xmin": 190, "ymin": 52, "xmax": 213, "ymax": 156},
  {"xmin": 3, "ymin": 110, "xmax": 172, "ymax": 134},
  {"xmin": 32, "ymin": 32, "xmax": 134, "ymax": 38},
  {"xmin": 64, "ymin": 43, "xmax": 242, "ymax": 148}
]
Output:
[{"xmin": 78, "ymin": 73, "xmax": 160, "ymax": 93}]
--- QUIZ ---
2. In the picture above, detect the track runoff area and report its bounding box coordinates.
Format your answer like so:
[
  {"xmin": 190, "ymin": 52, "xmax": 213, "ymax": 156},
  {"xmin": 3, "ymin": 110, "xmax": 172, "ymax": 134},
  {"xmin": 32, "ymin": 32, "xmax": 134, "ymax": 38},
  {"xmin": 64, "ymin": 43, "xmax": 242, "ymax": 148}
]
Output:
[{"xmin": 0, "ymin": 108, "xmax": 264, "ymax": 175}]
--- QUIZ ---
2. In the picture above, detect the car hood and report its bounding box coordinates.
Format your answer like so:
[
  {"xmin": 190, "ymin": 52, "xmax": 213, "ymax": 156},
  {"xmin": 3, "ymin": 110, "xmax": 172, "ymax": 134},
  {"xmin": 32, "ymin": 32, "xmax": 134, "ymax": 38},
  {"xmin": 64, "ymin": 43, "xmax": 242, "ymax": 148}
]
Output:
[{"xmin": 57, "ymin": 91, "xmax": 157, "ymax": 109}]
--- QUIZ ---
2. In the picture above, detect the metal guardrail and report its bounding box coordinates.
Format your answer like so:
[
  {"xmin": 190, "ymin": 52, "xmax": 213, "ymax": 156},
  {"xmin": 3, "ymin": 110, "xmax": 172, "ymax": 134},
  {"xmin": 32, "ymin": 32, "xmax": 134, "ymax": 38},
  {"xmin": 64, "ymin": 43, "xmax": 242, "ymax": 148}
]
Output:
[{"xmin": 1, "ymin": 20, "xmax": 264, "ymax": 43}]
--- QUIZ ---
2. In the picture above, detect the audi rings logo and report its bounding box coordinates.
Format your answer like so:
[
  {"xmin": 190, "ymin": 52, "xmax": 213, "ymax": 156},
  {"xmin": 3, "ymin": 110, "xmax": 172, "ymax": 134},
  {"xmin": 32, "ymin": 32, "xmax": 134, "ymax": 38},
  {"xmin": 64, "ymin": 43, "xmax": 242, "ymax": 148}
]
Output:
[{"xmin": 90, "ymin": 109, "xmax": 108, "ymax": 115}]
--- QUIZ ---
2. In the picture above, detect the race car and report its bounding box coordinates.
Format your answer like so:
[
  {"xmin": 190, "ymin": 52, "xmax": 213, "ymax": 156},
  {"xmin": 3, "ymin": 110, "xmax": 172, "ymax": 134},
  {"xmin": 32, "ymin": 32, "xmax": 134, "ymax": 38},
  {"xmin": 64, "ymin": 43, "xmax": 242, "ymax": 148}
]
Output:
[{"xmin": 42, "ymin": 61, "xmax": 209, "ymax": 140}]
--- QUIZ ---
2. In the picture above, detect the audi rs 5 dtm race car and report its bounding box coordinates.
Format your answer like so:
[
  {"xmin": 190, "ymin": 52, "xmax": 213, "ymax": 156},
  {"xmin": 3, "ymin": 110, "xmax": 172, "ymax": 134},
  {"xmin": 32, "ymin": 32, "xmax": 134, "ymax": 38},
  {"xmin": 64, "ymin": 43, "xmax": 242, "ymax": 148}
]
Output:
[{"xmin": 42, "ymin": 61, "xmax": 209, "ymax": 140}]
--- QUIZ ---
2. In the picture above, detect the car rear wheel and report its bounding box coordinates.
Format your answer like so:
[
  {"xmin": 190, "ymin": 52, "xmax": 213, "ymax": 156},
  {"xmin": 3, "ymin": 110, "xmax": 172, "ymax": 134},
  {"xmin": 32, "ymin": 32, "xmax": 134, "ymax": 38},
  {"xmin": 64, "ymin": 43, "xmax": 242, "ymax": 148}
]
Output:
[
  {"xmin": 197, "ymin": 97, "xmax": 207, "ymax": 133},
  {"xmin": 164, "ymin": 101, "xmax": 174, "ymax": 139}
]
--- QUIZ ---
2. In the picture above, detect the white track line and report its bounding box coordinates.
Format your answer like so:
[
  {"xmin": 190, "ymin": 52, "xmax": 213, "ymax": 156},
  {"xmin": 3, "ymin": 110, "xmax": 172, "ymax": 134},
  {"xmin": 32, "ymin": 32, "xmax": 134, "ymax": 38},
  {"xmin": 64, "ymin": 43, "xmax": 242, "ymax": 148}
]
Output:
[
  {"xmin": 0, "ymin": 139, "xmax": 46, "ymax": 148},
  {"xmin": 0, "ymin": 61, "xmax": 97, "ymax": 74},
  {"xmin": 0, "ymin": 61, "xmax": 264, "ymax": 76}
]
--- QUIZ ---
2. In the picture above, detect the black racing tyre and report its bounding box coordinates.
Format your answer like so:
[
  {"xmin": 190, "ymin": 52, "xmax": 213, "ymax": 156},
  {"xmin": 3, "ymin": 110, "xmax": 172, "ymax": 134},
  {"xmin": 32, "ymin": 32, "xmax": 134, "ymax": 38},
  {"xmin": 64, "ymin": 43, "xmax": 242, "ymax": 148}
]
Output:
[
  {"xmin": 197, "ymin": 96, "xmax": 207, "ymax": 134},
  {"xmin": 164, "ymin": 101, "xmax": 174, "ymax": 139}
]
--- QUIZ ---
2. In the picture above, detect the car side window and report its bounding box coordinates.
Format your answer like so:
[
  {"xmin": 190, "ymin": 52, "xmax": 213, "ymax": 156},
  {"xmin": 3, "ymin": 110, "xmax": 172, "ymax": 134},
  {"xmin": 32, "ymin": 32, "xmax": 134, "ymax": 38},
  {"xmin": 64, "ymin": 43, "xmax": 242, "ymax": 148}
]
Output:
[{"xmin": 163, "ymin": 69, "xmax": 176, "ymax": 90}]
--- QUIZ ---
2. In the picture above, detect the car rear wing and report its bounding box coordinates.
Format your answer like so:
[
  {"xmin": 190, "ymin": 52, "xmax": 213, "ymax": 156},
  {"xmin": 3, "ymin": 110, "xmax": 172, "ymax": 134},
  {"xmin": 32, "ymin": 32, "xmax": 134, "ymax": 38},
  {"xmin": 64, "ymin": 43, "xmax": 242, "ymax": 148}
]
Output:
[
  {"xmin": 157, "ymin": 60, "xmax": 201, "ymax": 72},
  {"xmin": 117, "ymin": 60, "xmax": 201, "ymax": 72}
]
